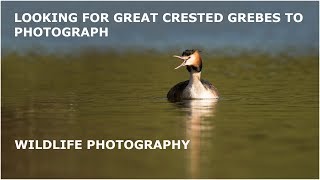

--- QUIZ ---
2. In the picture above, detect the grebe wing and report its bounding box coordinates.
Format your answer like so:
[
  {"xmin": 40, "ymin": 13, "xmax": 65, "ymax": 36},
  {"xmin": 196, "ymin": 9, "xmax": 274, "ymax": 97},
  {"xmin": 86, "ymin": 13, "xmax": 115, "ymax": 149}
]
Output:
[
  {"xmin": 201, "ymin": 79, "xmax": 219, "ymax": 97},
  {"xmin": 167, "ymin": 80, "xmax": 189, "ymax": 102}
]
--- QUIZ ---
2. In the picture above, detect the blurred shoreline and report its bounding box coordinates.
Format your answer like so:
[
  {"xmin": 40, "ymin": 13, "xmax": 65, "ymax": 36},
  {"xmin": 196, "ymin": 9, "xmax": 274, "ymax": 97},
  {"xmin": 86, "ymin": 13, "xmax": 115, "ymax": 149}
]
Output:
[{"xmin": 2, "ymin": 44, "xmax": 319, "ymax": 59}]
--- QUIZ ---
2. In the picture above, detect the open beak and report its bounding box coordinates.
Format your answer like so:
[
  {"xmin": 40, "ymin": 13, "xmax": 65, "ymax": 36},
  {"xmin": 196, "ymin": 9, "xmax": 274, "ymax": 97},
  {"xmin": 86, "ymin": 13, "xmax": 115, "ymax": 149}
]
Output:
[{"xmin": 173, "ymin": 55, "xmax": 189, "ymax": 69}]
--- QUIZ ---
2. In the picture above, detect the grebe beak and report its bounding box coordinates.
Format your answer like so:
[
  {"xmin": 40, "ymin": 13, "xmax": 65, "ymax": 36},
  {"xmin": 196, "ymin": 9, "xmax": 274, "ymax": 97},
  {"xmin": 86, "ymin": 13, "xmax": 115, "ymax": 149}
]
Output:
[{"xmin": 173, "ymin": 55, "xmax": 189, "ymax": 69}]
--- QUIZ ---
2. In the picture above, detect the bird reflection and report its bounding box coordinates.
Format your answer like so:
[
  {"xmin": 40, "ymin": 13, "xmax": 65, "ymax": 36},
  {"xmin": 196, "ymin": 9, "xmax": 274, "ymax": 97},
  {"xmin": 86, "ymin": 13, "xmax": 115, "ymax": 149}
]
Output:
[{"xmin": 175, "ymin": 99, "xmax": 217, "ymax": 178}]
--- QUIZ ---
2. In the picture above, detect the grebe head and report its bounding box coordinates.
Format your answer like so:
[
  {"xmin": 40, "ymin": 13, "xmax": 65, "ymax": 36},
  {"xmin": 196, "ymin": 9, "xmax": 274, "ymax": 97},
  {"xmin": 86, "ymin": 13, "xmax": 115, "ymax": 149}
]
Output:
[{"xmin": 173, "ymin": 49, "xmax": 202, "ymax": 72}]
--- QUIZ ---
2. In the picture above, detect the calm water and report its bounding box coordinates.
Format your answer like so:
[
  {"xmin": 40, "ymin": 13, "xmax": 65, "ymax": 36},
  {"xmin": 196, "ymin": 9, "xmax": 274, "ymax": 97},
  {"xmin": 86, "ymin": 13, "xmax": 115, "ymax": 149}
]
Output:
[{"xmin": 1, "ymin": 52, "xmax": 319, "ymax": 178}]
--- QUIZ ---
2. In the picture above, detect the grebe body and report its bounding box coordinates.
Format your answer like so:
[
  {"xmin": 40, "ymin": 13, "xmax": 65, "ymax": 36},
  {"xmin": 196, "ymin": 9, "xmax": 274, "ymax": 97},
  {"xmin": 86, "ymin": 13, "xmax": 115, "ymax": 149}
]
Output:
[{"xmin": 167, "ymin": 49, "xmax": 219, "ymax": 102}]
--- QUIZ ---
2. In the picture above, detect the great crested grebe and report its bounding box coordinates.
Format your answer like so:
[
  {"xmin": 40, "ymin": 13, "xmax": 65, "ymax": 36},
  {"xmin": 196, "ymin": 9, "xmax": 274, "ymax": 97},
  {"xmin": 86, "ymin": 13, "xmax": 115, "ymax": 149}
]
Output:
[{"xmin": 167, "ymin": 49, "xmax": 219, "ymax": 102}]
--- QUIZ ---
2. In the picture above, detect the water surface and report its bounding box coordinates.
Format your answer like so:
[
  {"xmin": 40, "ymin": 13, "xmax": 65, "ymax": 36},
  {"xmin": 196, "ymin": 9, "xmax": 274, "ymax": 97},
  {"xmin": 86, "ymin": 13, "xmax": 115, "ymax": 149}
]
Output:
[{"xmin": 1, "ymin": 51, "xmax": 318, "ymax": 178}]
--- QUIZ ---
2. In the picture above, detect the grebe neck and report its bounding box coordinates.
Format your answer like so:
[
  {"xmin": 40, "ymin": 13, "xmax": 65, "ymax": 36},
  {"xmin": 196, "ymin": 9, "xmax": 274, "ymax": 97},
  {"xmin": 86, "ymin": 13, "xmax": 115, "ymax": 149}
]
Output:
[
  {"xmin": 189, "ymin": 70, "xmax": 201, "ymax": 85},
  {"xmin": 183, "ymin": 69, "xmax": 210, "ymax": 99}
]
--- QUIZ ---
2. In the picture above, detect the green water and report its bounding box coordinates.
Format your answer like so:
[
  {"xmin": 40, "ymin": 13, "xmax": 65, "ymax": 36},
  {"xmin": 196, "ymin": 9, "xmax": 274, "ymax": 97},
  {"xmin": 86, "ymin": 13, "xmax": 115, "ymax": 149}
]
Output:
[{"xmin": 1, "ymin": 51, "xmax": 319, "ymax": 178}]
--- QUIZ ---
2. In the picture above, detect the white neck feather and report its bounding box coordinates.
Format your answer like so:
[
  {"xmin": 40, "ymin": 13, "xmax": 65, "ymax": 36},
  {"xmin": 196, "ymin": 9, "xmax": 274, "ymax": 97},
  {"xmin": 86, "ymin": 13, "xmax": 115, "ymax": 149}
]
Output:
[
  {"xmin": 183, "ymin": 70, "xmax": 215, "ymax": 99},
  {"xmin": 189, "ymin": 71, "xmax": 201, "ymax": 85}
]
